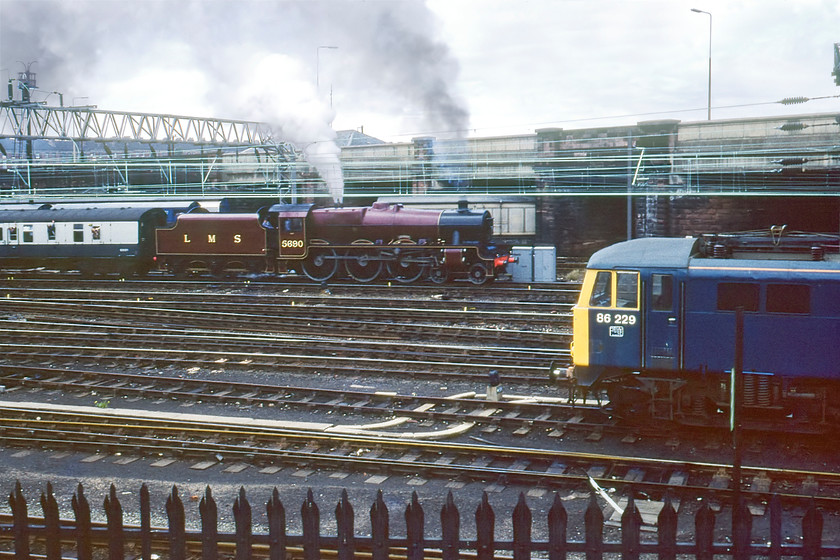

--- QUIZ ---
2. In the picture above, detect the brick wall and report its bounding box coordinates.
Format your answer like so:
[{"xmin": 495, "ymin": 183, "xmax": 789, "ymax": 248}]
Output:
[
  {"xmin": 663, "ymin": 195, "xmax": 839, "ymax": 238},
  {"xmin": 539, "ymin": 195, "xmax": 839, "ymax": 259}
]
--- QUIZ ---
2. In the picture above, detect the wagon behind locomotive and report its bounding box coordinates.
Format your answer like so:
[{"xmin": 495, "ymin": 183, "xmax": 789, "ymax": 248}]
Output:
[
  {"xmin": 569, "ymin": 235, "xmax": 840, "ymax": 426},
  {"xmin": 0, "ymin": 207, "xmax": 166, "ymax": 274}
]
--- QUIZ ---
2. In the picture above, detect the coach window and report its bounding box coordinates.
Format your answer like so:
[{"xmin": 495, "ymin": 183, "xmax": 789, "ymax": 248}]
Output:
[
  {"xmin": 91, "ymin": 225, "xmax": 101, "ymax": 240},
  {"xmin": 8, "ymin": 226, "xmax": 16, "ymax": 242},
  {"xmin": 717, "ymin": 282, "xmax": 759, "ymax": 312},
  {"xmin": 616, "ymin": 271, "xmax": 639, "ymax": 308},
  {"xmin": 73, "ymin": 224, "xmax": 84, "ymax": 243},
  {"xmin": 0, "ymin": 227, "xmax": 4, "ymax": 241},
  {"xmin": 767, "ymin": 284, "xmax": 810, "ymax": 314},
  {"xmin": 22, "ymin": 225, "xmax": 33, "ymax": 243},
  {"xmin": 47, "ymin": 223, "xmax": 56, "ymax": 241},
  {"xmin": 652, "ymin": 274, "xmax": 674, "ymax": 311},
  {"xmin": 589, "ymin": 271, "xmax": 612, "ymax": 307}
]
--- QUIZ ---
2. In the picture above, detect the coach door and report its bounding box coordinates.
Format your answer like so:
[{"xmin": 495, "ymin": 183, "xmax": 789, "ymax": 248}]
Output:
[{"xmin": 644, "ymin": 272, "xmax": 681, "ymax": 371}]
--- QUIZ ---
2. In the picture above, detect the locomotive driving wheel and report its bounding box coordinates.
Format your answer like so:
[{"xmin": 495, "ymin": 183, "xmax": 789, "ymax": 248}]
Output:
[
  {"xmin": 386, "ymin": 239, "xmax": 427, "ymax": 283},
  {"xmin": 345, "ymin": 240, "xmax": 382, "ymax": 282},
  {"xmin": 302, "ymin": 248, "xmax": 338, "ymax": 282},
  {"xmin": 387, "ymin": 250, "xmax": 426, "ymax": 283},
  {"xmin": 467, "ymin": 263, "xmax": 489, "ymax": 285},
  {"xmin": 429, "ymin": 266, "xmax": 449, "ymax": 284}
]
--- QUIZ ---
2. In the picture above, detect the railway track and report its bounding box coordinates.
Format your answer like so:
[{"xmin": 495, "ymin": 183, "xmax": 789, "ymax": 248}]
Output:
[
  {"xmin": 1, "ymin": 400, "xmax": 838, "ymax": 509},
  {"xmin": 0, "ymin": 288, "xmax": 573, "ymax": 348},
  {"xmin": 0, "ymin": 317, "xmax": 568, "ymax": 383},
  {"xmin": 0, "ymin": 364, "xmax": 600, "ymax": 433},
  {"xmin": 0, "ymin": 274, "xmax": 584, "ymax": 304},
  {"xmin": 4, "ymin": 274, "xmax": 836, "ymax": 532}
]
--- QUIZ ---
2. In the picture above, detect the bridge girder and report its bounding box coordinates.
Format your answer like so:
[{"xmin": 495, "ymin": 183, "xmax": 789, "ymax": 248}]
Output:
[{"xmin": 0, "ymin": 103, "xmax": 296, "ymax": 155}]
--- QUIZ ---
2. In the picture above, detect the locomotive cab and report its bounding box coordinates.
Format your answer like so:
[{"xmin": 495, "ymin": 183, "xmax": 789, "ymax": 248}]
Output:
[
  {"xmin": 269, "ymin": 204, "xmax": 313, "ymax": 260},
  {"xmin": 572, "ymin": 268, "xmax": 642, "ymax": 386},
  {"xmin": 571, "ymin": 238, "xmax": 697, "ymax": 389}
]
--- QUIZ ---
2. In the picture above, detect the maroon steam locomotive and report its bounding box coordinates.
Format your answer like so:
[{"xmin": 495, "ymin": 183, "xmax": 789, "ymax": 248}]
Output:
[{"xmin": 156, "ymin": 201, "xmax": 514, "ymax": 284}]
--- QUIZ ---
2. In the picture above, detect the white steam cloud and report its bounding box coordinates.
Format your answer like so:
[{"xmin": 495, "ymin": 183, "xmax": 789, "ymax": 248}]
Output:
[{"xmin": 0, "ymin": 0, "xmax": 470, "ymax": 204}]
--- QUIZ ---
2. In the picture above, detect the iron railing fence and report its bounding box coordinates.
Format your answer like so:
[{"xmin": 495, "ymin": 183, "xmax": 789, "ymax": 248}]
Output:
[{"xmin": 2, "ymin": 481, "xmax": 839, "ymax": 560}]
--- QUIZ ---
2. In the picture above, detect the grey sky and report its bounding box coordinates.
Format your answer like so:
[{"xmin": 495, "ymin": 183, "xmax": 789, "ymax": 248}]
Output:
[{"xmin": 1, "ymin": 0, "xmax": 838, "ymax": 143}]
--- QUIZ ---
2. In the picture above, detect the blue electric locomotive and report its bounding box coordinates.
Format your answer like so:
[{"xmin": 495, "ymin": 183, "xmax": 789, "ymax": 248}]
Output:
[{"xmin": 569, "ymin": 230, "xmax": 840, "ymax": 427}]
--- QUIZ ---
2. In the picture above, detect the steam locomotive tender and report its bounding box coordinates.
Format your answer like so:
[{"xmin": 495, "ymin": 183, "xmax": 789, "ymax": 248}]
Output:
[{"xmin": 568, "ymin": 231, "xmax": 840, "ymax": 427}]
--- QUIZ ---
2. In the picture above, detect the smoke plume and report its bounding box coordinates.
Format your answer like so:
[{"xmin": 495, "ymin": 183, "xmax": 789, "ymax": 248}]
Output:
[{"xmin": 0, "ymin": 0, "xmax": 470, "ymax": 203}]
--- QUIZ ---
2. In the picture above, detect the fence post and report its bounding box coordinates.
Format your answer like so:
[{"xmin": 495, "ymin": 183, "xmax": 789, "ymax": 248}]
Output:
[
  {"xmin": 103, "ymin": 484, "xmax": 124, "ymax": 560},
  {"xmin": 336, "ymin": 489, "xmax": 355, "ymax": 560},
  {"xmin": 440, "ymin": 491, "xmax": 460, "ymax": 560},
  {"xmin": 513, "ymin": 493, "xmax": 532, "ymax": 560},
  {"xmin": 40, "ymin": 482, "xmax": 61, "ymax": 560},
  {"xmin": 267, "ymin": 488, "xmax": 287, "ymax": 560},
  {"xmin": 732, "ymin": 496, "xmax": 752, "ymax": 560},
  {"xmin": 234, "ymin": 487, "xmax": 253, "ymax": 560},
  {"xmin": 200, "ymin": 486, "xmax": 219, "ymax": 560},
  {"xmin": 547, "ymin": 493, "xmax": 567, "ymax": 560},
  {"xmin": 657, "ymin": 492, "xmax": 677, "ymax": 560},
  {"xmin": 695, "ymin": 500, "xmax": 715, "ymax": 560},
  {"xmin": 475, "ymin": 492, "xmax": 495, "ymax": 560},
  {"xmin": 9, "ymin": 480, "xmax": 30, "ymax": 560},
  {"xmin": 621, "ymin": 493, "xmax": 641, "ymax": 560},
  {"xmin": 405, "ymin": 491, "xmax": 425, "ymax": 560},
  {"xmin": 301, "ymin": 488, "xmax": 321, "ymax": 560},
  {"xmin": 769, "ymin": 495, "xmax": 781, "ymax": 560},
  {"xmin": 71, "ymin": 484, "xmax": 92, "ymax": 560},
  {"xmin": 370, "ymin": 490, "xmax": 390, "ymax": 560},
  {"xmin": 166, "ymin": 485, "xmax": 186, "ymax": 560},
  {"xmin": 584, "ymin": 492, "xmax": 603, "ymax": 560},
  {"xmin": 140, "ymin": 484, "xmax": 152, "ymax": 560},
  {"xmin": 802, "ymin": 499, "xmax": 823, "ymax": 560}
]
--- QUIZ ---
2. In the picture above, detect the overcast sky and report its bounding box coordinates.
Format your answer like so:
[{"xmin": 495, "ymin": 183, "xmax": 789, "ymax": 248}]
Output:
[{"xmin": 1, "ymin": 0, "xmax": 839, "ymax": 144}]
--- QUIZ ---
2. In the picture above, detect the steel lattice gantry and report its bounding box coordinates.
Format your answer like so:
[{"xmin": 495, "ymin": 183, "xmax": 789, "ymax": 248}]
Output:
[
  {"xmin": 0, "ymin": 103, "xmax": 295, "ymax": 154},
  {"xmin": 0, "ymin": 103, "xmax": 303, "ymax": 197}
]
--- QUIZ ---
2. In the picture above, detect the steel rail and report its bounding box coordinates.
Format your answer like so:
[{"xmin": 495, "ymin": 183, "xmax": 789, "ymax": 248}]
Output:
[
  {"xmin": 0, "ymin": 341, "xmax": 556, "ymax": 384},
  {"xmin": 0, "ymin": 364, "xmax": 593, "ymax": 430},
  {"xmin": 0, "ymin": 299, "xmax": 571, "ymax": 348},
  {"xmin": 1, "ymin": 404, "xmax": 839, "ymax": 506}
]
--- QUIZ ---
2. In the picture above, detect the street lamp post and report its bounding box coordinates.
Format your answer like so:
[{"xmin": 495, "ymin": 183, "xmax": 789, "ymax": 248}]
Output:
[
  {"xmin": 316, "ymin": 46, "xmax": 338, "ymax": 92},
  {"xmin": 691, "ymin": 8, "xmax": 712, "ymax": 120}
]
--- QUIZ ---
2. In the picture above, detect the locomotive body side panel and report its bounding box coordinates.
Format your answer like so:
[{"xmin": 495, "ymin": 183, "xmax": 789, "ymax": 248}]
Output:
[
  {"xmin": 156, "ymin": 214, "xmax": 266, "ymax": 257},
  {"xmin": 682, "ymin": 262, "xmax": 840, "ymax": 380}
]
